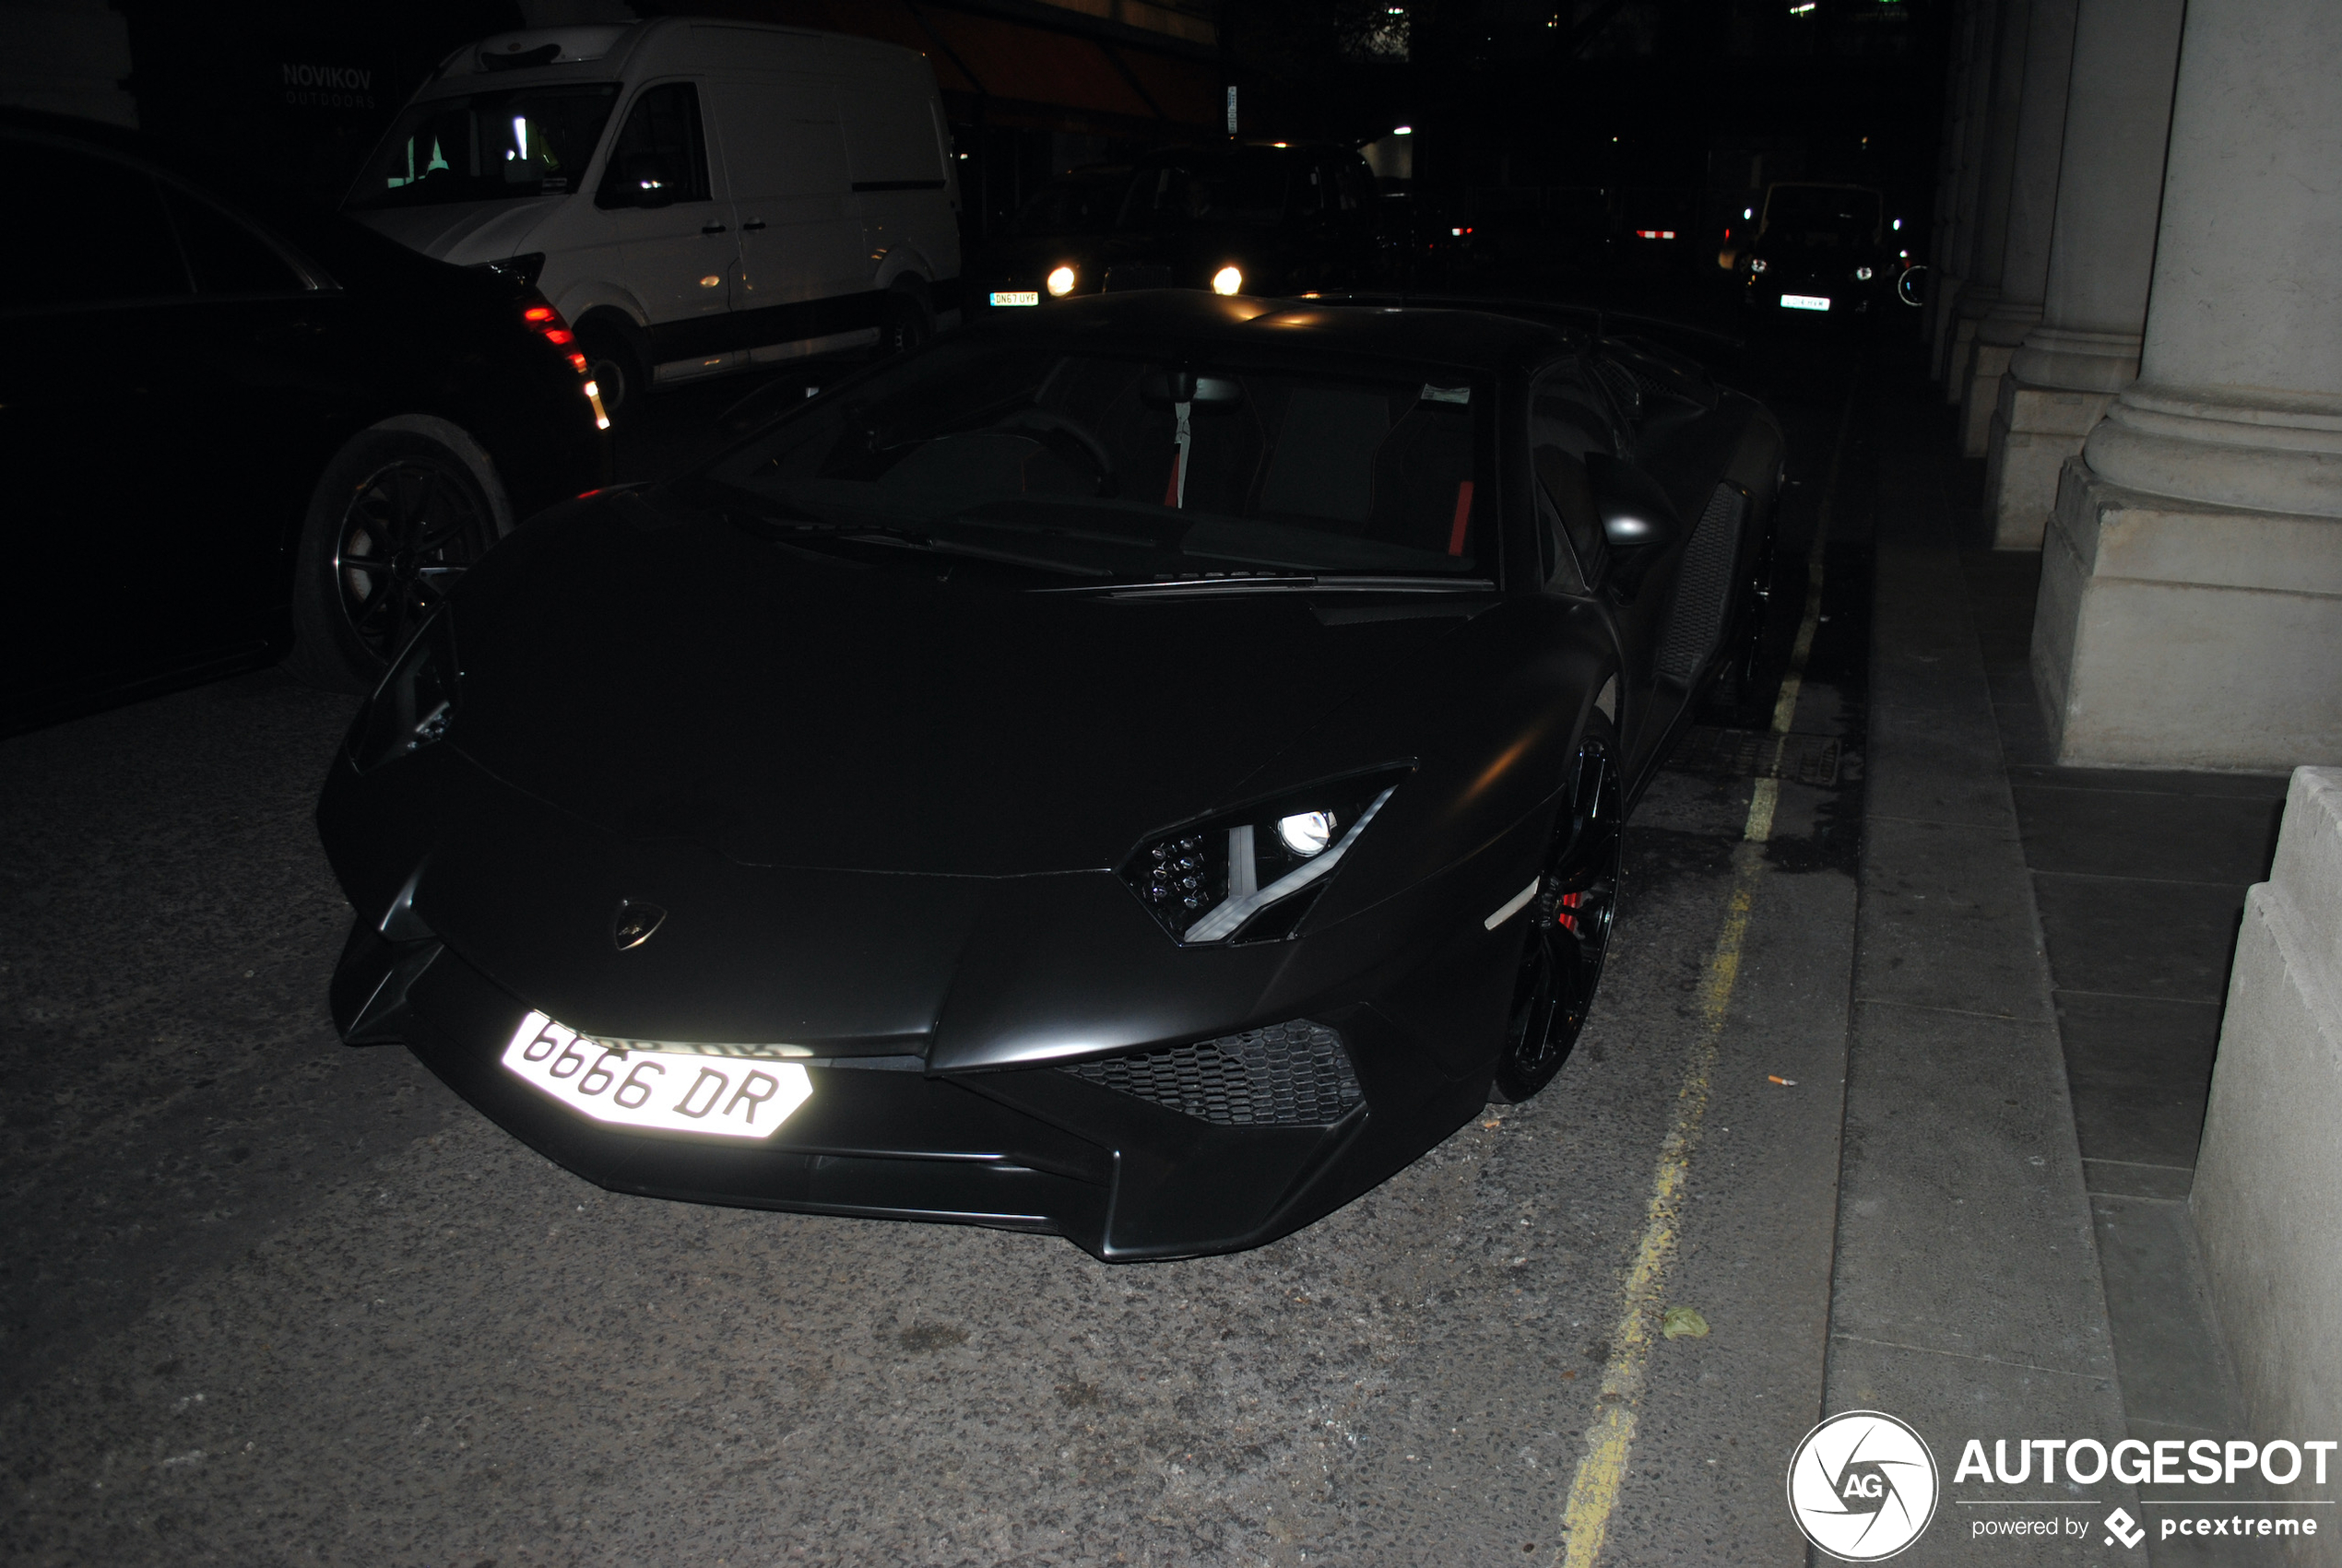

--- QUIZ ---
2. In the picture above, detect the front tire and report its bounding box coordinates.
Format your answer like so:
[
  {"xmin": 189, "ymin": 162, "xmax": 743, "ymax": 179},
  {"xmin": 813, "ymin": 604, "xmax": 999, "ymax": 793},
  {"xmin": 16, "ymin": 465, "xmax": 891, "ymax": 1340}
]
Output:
[
  {"xmin": 1490, "ymin": 716, "xmax": 1625, "ymax": 1103},
  {"xmin": 285, "ymin": 426, "xmax": 502, "ymax": 693}
]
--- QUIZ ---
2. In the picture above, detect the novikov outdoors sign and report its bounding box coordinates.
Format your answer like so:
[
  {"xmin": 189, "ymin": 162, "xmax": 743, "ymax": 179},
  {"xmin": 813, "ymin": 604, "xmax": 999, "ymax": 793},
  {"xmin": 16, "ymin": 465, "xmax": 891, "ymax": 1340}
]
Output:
[{"xmin": 1789, "ymin": 1410, "xmax": 2334, "ymax": 1560}]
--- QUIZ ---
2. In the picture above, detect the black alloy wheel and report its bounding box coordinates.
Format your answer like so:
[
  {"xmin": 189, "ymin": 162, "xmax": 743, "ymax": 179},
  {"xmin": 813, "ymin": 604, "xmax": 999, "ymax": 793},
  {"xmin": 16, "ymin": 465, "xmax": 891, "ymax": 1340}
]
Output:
[
  {"xmin": 288, "ymin": 428, "xmax": 499, "ymax": 691},
  {"xmin": 1491, "ymin": 720, "xmax": 1625, "ymax": 1102}
]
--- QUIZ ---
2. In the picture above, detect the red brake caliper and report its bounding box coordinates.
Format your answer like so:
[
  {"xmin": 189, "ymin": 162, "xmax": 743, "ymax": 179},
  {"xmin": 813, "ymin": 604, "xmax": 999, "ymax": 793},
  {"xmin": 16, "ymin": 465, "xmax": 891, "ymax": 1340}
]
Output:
[{"xmin": 1556, "ymin": 891, "xmax": 1585, "ymax": 934}]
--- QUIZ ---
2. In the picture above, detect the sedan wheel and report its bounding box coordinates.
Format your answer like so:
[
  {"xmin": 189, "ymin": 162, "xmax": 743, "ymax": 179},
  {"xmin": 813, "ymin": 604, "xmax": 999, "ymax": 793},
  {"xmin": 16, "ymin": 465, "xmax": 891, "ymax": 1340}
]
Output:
[
  {"xmin": 287, "ymin": 428, "xmax": 499, "ymax": 692},
  {"xmin": 1492, "ymin": 721, "xmax": 1623, "ymax": 1102}
]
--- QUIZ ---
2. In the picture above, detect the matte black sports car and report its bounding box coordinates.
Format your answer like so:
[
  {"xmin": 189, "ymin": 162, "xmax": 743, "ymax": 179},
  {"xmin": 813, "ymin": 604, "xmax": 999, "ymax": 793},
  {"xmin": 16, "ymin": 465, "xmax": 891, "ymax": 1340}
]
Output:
[{"xmin": 318, "ymin": 290, "xmax": 1782, "ymax": 1260}]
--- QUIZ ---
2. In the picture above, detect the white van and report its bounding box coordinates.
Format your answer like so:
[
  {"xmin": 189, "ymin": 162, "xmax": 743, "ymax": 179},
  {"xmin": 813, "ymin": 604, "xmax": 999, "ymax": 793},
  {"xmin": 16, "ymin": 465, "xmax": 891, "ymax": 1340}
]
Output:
[{"xmin": 344, "ymin": 18, "xmax": 962, "ymax": 414}]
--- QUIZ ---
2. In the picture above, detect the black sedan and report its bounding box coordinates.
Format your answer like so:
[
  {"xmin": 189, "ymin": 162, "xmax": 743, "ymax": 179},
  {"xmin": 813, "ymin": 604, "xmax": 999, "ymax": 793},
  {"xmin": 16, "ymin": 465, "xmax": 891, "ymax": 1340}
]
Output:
[
  {"xmin": 968, "ymin": 144, "xmax": 1384, "ymax": 312},
  {"xmin": 0, "ymin": 111, "xmax": 609, "ymax": 734},
  {"xmin": 317, "ymin": 290, "xmax": 1783, "ymax": 1260}
]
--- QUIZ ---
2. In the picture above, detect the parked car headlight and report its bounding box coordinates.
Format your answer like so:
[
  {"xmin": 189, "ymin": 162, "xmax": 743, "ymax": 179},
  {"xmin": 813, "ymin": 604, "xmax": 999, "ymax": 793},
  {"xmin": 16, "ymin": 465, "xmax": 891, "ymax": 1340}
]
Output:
[
  {"xmin": 1855, "ymin": 265, "xmax": 1875, "ymax": 281},
  {"xmin": 1212, "ymin": 265, "xmax": 1244, "ymax": 296},
  {"xmin": 1120, "ymin": 770, "xmax": 1408, "ymax": 945},
  {"xmin": 348, "ymin": 611, "xmax": 460, "ymax": 774},
  {"xmin": 1047, "ymin": 265, "xmax": 1077, "ymax": 297},
  {"xmin": 1747, "ymin": 257, "xmax": 1768, "ymax": 274}
]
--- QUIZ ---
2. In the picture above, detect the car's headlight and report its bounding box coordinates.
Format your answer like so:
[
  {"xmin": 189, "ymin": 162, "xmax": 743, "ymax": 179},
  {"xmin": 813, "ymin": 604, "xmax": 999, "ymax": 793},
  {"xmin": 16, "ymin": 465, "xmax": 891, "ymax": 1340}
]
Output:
[
  {"xmin": 348, "ymin": 611, "xmax": 459, "ymax": 774},
  {"xmin": 1212, "ymin": 265, "xmax": 1244, "ymax": 296},
  {"xmin": 1748, "ymin": 256, "xmax": 1768, "ymax": 274},
  {"xmin": 1047, "ymin": 264, "xmax": 1077, "ymax": 297},
  {"xmin": 1120, "ymin": 770, "xmax": 1408, "ymax": 945},
  {"xmin": 1855, "ymin": 265, "xmax": 1874, "ymax": 281}
]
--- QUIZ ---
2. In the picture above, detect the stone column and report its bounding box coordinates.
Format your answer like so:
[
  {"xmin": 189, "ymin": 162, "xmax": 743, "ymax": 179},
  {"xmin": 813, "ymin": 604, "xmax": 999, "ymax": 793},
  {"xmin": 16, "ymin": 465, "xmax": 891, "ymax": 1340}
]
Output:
[
  {"xmin": 1956, "ymin": 0, "xmax": 2077, "ymax": 457},
  {"xmin": 1926, "ymin": 0, "xmax": 1994, "ymax": 366},
  {"xmin": 1944, "ymin": 0, "xmax": 2029, "ymax": 404},
  {"xmin": 2032, "ymin": 0, "xmax": 2342, "ymax": 768},
  {"xmin": 1980, "ymin": 0, "xmax": 2182, "ymax": 548}
]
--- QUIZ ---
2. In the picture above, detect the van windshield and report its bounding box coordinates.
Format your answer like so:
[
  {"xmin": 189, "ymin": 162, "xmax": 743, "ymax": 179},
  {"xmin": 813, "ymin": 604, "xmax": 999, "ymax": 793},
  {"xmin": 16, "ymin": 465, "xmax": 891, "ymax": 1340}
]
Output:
[{"xmin": 349, "ymin": 85, "xmax": 620, "ymax": 209}]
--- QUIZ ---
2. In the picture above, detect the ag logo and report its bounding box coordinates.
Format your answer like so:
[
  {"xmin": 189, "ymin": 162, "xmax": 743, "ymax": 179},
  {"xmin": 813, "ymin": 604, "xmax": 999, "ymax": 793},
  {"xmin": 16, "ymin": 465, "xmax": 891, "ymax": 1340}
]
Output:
[{"xmin": 1787, "ymin": 1410, "xmax": 1940, "ymax": 1562}]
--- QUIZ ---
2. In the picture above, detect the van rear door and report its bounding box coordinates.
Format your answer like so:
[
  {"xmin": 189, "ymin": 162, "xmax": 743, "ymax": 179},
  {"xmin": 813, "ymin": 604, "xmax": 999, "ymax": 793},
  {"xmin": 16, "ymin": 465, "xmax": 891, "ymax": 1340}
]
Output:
[{"xmin": 704, "ymin": 76, "xmax": 870, "ymax": 352}]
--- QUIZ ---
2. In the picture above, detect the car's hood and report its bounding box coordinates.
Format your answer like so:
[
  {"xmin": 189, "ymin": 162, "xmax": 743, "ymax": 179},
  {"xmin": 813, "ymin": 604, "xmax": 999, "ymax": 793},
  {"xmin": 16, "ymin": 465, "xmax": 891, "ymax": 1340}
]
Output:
[
  {"xmin": 449, "ymin": 496, "xmax": 1473, "ymax": 878},
  {"xmin": 345, "ymin": 195, "xmax": 560, "ymax": 264}
]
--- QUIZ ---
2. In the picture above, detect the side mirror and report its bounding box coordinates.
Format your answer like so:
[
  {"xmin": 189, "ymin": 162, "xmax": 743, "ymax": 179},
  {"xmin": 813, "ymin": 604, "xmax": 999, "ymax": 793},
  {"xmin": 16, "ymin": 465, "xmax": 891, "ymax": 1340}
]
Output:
[{"xmin": 1588, "ymin": 453, "xmax": 1678, "ymax": 551}]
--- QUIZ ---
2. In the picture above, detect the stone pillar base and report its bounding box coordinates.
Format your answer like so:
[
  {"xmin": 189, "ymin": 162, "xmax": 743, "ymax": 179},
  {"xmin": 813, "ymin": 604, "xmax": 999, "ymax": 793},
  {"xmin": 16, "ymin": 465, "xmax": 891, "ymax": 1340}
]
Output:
[
  {"xmin": 2032, "ymin": 459, "xmax": 2342, "ymax": 768},
  {"xmin": 1927, "ymin": 276, "xmax": 1966, "ymax": 380},
  {"xmin": 2192, "ymin": 767, "xmax": 2342, "ymax": 1531},
  {"xmin": 1958, "ymin": 340, "xmax": 2019, "ymax": 457},
  {"xmin": 1944, "ymin": 313, "xmax": 1981, "ymax": 406},
  {"xmin": 1982, "ymin": 376, "xmax": 2117, "ymax": 548}
]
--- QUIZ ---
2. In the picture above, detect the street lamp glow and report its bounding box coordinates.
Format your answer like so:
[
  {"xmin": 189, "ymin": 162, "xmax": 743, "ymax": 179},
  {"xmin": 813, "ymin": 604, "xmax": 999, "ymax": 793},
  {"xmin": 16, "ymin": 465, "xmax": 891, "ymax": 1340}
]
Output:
[{"xmin": 1212, "ymin": 265, "xmax": 1244, "ymax": 296}]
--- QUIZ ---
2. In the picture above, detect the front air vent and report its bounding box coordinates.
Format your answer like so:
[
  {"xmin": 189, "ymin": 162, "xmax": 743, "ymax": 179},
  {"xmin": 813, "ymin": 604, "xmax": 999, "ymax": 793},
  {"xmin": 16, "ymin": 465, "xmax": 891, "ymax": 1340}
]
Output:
[{"xmin": 1060, "ymin": 1020, "xmax": 1363, "ymax": 1126}]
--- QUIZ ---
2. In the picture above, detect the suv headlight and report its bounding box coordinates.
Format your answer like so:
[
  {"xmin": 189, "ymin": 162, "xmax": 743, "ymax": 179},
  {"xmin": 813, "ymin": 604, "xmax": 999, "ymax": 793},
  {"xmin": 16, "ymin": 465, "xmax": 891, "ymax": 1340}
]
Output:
[
  {"xmin": 1120, "ymin": 769, "xmax": 1408, "ymax": 945},
  {"xmin": 1747, "ymin": 256, "xmax": 1768, "ymax": 274},
  {"xmin": 348, "ymin": 611, "xmax": 460, "ymax": 773}
]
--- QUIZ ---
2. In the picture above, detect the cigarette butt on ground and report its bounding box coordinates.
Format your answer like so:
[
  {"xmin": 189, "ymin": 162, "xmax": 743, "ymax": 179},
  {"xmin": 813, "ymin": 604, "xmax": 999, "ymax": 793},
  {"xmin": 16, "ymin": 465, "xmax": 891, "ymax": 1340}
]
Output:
[{"xmin": 1768, "ymin": 1075, "xmax": 1797, "ymax": 1086}]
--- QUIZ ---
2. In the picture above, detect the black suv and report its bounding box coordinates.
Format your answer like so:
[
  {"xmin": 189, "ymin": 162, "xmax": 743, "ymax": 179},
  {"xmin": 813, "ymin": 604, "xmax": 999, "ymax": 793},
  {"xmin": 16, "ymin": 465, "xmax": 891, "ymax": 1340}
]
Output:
[
  {"xmin": 1738, "ymin": 183, "xmax": 1892, "ymax": 322},
  {"xmin": 0, "ymin": 111, "xmax": 610, "ymax": 734}
]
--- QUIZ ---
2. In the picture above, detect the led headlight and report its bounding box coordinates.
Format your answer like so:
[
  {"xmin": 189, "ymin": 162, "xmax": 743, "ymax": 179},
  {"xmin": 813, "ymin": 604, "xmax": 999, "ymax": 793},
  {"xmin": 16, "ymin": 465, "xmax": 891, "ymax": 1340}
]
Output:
[
  {"xmin": 1855, "ymin": 265, "xmax": 1875, "ymax": 281},
  {"xmin": 1120, "ymin": 770, "xmax": 1408, "ymax": 945},
  {"xmin": 1047, "ymin": 265, "xmax": 1077, "ymax": 297},
  {"xmin": 348, "ymin": 610, "xmax": 460, "ymax": 774},
  {"xmin": 1747, "ymin": 257, "xmax": 1768, "ymax": 274},
  {"xmin": 1212, "ymin": 265, "xmax": 1244, "ymax": 296}
]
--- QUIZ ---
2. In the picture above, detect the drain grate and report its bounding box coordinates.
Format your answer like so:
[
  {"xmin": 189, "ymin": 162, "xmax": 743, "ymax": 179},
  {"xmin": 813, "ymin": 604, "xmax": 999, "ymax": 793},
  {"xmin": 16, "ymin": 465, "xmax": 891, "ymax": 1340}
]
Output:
[{"xmin": 1671, "ymin": 726, "xmax": 1843, "ymax": 787}]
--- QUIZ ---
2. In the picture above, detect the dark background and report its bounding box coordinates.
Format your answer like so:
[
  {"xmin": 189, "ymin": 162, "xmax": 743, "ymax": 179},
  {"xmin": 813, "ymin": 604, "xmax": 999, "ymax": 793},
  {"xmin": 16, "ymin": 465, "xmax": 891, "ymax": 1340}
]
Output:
[{"xmin": 108, "ymin": 0, "xmax": 1950, "ymax": 279}]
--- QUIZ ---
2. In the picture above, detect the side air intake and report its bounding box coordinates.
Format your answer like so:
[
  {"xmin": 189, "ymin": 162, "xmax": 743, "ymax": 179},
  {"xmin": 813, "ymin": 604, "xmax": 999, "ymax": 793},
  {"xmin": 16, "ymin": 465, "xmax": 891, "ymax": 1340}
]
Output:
[
  {"xmin": 1060, "ymin": 1020, "xmax": 1364, "ymax": 1126},
  {"xmin": 1656, "ymin": 482, "xmax": 1748, "ymax": 683}
]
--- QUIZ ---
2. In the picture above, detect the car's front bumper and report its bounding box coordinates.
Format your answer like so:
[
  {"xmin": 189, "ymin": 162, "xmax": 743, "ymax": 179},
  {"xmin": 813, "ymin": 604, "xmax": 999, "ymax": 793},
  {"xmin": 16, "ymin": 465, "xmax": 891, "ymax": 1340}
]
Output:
[{"xmin": 332, "ymin": 920, "xmax": 1496, "ymax": 1261}]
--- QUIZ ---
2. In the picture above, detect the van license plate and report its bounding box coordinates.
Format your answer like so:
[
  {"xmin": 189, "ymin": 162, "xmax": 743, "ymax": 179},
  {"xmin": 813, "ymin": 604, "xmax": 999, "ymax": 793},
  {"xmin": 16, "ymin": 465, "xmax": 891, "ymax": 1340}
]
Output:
[
  {"xmin": 989, "ymin": 291, "xmax": 1040, "ymax": 307},
  {"xmin": 1781, "ymin": 294, "xmax": 1831, "ymax": 312}
]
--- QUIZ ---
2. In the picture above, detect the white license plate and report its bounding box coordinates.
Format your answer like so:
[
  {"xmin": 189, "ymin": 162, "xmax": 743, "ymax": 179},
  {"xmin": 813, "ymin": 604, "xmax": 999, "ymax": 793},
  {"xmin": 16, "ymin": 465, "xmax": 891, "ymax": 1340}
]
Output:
[
  {"xmin": 501, "ymin": 1011, "xmax": 811, "ymax": 1140},
  {"xmin": 989, "ymin": 290, "xmax": 1040, "ymax": 307},
  {"xmin": 1780, "ymin": 293, "xmax": 1831, "ymax": 312}
]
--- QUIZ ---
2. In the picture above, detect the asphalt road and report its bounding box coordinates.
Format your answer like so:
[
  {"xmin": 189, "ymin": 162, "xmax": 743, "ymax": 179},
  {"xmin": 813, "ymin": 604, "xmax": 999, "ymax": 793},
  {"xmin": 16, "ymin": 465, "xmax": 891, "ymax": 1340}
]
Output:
[{"xmin": 1, "ymin": 304, "xmax": 1887, "ymax": 1566}]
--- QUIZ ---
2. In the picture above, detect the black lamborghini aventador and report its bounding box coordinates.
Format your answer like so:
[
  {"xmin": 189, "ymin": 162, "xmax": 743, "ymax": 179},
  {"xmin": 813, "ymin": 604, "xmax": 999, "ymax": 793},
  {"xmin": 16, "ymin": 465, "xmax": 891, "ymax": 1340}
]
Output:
[{"xmin": 316, "ymin": 289, "xmax": 1783, "ymax": 1260}]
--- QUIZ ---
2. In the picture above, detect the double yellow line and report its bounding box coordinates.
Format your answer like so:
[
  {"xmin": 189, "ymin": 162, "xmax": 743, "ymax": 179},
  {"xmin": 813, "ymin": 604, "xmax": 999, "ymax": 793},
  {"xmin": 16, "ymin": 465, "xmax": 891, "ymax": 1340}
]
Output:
[{"xmin": 1555, "ymin": 393, "xmax": 1853, "ymax": 1567}]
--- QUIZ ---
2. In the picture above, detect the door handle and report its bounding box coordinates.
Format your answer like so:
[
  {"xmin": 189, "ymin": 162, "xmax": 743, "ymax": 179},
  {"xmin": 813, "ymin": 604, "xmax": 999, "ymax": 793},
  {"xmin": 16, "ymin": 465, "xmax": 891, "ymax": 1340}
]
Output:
[
  {"xmin": 701, "ymin": 222, "xmax": 729, "ymax": 234},
  {"xmin": 741, "ymin": 219, "xmax": 767, "ymax": 232}
]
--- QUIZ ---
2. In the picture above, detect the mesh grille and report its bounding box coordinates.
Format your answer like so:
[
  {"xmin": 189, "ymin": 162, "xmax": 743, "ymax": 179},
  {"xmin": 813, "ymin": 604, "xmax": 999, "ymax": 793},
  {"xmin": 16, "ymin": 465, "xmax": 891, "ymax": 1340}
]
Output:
[
  {"xmin": 1656, "ymin": 482, "xmax": 1747, "ymax": 683},
  {"xmin": 1060, "ymin": 1020, "xmax": 1364, "ymax": 1126}
]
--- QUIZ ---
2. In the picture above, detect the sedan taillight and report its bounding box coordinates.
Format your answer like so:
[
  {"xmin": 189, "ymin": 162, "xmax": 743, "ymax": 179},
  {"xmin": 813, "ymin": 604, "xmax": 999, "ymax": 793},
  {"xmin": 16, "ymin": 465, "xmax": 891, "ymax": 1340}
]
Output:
[{"xmin": 519, "ymin": 297, "xmax": 609, "ymax": 430}]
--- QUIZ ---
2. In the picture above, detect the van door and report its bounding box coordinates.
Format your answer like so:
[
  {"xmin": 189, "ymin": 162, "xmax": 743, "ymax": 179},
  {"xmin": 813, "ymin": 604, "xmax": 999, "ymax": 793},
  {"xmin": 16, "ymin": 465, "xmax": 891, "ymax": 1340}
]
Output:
[
  {"xmin": 592, "ymin": 81, "xmax": 739, "ymax": 373},
  {"xmin": 704, "ymin": 77, "xmax": 872, "ymax": 353}
]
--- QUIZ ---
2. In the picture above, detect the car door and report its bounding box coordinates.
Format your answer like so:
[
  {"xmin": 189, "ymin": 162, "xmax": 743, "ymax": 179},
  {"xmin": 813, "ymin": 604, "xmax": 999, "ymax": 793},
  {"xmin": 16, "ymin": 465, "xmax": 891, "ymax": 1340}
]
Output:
[
  {"xmin": 593, "ymin": 80, "xmax": 739, "ymax": 373},
  {"xmin": 0, "ymin": 137, "xmax": 302, "ymax": 720},
  {"xmin": 1529, "ymin": 358, "xmax": 1686, "ymax": 774},
  {"xmin": 704, "ymin": 75, "xmax": 871, "ymax": 348}
]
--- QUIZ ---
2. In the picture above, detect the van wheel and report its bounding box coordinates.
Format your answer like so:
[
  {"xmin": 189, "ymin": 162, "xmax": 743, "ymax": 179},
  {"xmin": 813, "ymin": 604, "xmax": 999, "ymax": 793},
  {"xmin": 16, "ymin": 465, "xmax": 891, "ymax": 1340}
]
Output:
[
  {"xmin": 881, "ymin": 285, "xmax": 933, "ymax": 356},
  {"xmin": 286, "ymin": 427, "xmax": 501, "ymax": 693},
  {"xmin": 576, "ymin": 320, "xmax": 644, "ymax": 418}
]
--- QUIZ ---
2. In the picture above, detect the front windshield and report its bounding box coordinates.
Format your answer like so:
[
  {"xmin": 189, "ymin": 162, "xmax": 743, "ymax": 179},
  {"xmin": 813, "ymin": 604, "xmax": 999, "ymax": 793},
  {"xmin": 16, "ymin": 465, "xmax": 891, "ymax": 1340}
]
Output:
[
  {"xmin": 1011, "ymin": 177, "xmax": 1125, "ymax": 237},
  {"xmin": 348, "ymin": 85, "xmax": 620, "ymax": 209},
  {"xmin": 1120, "ymin": 150, "xmax": 1293, "ymax": 230},
  {"xmin": 1763, "ymin": 185, "xmax": 1882, "ymax": 243},
  {"xmin": 700, "ymin": 342, "xmax": 1491, "ymax": 583}
]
